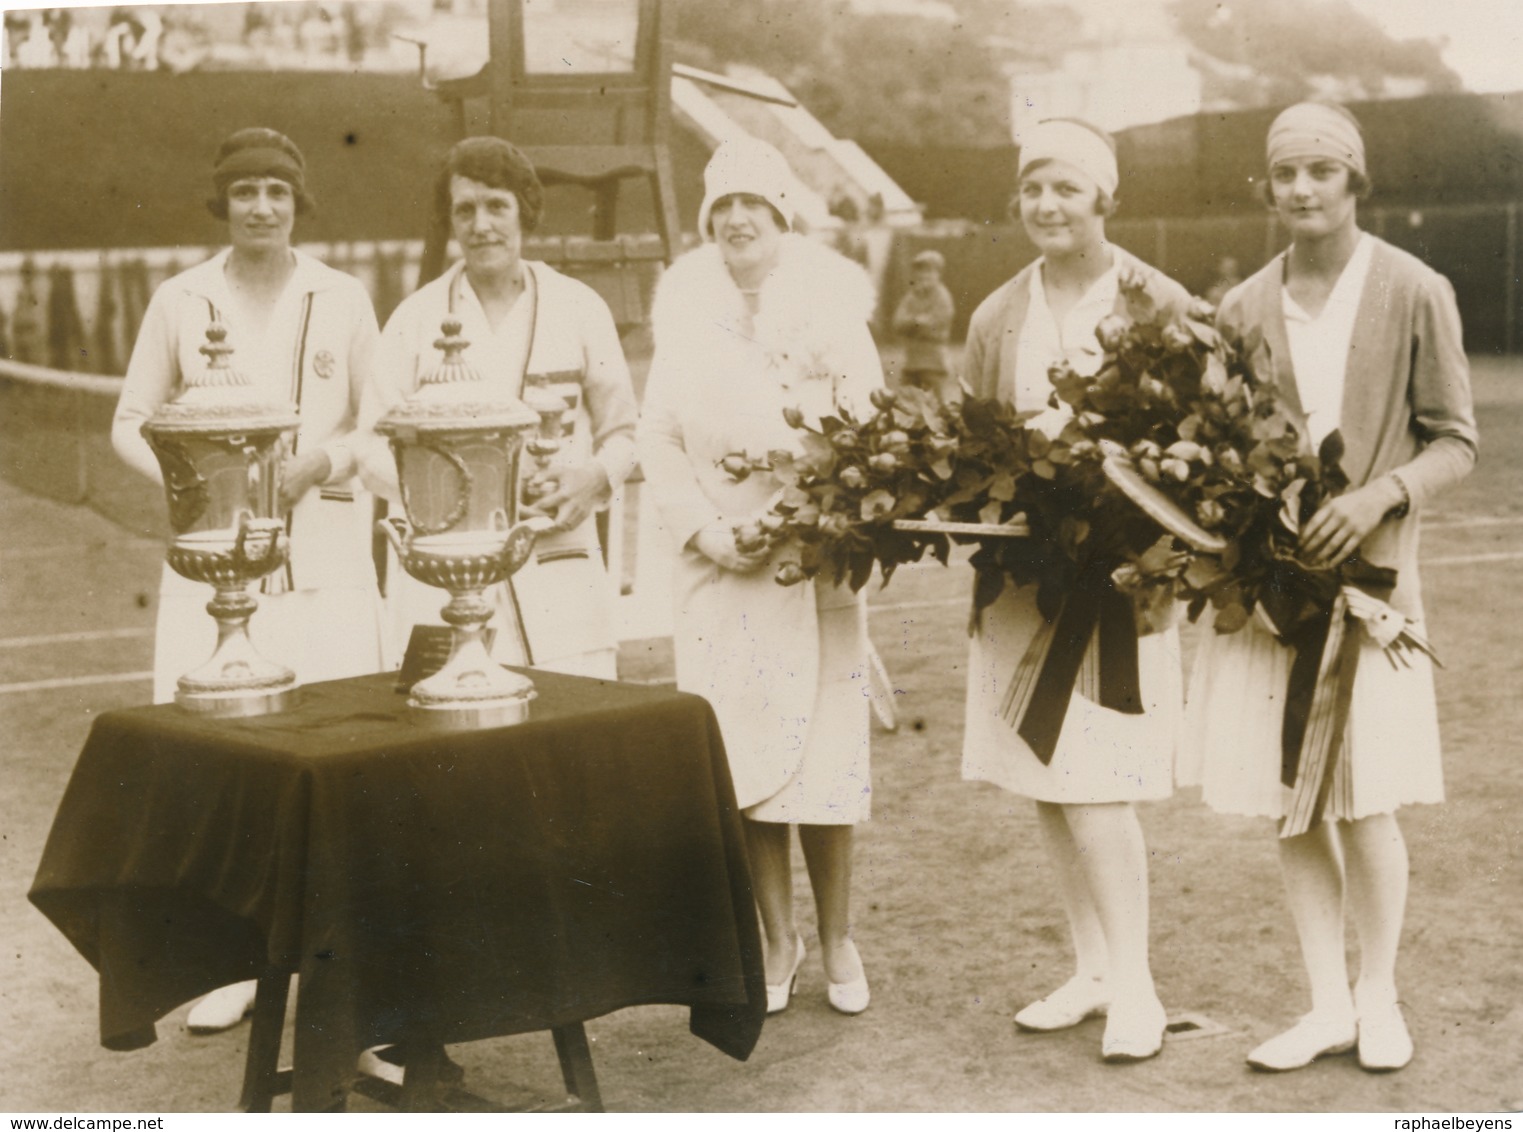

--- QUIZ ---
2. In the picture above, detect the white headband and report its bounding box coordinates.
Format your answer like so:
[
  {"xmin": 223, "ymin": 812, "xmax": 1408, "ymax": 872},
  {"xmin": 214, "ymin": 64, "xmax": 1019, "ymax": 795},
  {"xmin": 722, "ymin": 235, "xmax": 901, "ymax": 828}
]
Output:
[
  {"xmin": 1267, "ymin": 102, "xmax": 1367, "ymax": 177},
  {"xmin": 1018, "ymin": 120, "xmax": 1119, "ymax": 199}
]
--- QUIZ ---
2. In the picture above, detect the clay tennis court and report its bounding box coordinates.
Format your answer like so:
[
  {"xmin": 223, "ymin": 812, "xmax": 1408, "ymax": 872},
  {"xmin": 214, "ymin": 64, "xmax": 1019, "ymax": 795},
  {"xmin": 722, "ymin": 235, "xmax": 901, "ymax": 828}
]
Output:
[{"xmin": 2, "ymin": 356, "xmax": 1519, "ymax": 1113}]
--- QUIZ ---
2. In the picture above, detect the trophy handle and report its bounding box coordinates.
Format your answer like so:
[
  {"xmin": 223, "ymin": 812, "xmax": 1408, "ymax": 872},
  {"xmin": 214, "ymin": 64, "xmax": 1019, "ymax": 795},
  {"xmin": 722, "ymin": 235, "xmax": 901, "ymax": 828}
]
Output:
[
  {"xmin": 379, "ymin": 515, "xmax": 413, "ymax": 556},
  {"xmin": 231, "ymin": 510, "xmax": 287, "ymax": 573},
  {"xmin": 500, "ymin": 516, "xmax": 554, "ymax": 575}
]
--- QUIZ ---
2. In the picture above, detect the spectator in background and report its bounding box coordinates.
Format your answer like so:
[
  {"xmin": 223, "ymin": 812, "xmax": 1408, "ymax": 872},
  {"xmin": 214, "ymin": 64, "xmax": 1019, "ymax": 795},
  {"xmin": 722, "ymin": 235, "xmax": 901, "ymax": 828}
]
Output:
[
  {"xmin": 891, "ymin": 248, "xmax": 955, "ymax": 397},
  {"xmin": 102, "ymin": 8, "xmax": 140, "ymax": 69},
  {"xmin": 15, "ymin": 12, "xmax": 59, "ymax": 67},
  {"xmin": 131, "ymin": 7, "xmax": 161, "ymax": 69}
]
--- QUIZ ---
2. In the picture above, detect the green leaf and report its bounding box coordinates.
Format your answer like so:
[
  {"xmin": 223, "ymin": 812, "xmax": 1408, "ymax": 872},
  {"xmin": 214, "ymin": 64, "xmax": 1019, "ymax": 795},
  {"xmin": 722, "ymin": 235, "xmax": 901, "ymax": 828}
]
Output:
[
  {"xmin": 972, "ymin": 565, "xmax": 1005, "ymax": 614},
  {"xmin": 1032, "ymin": 458, "xmax": 1057, "ymax": 480},
  {"xmin": 849, "ymin": 552, "xmax": 874, "ymax": 593},
  {"xmin": 1183, "ymin": 555, "xmax": 1226, "ymax": 591}
]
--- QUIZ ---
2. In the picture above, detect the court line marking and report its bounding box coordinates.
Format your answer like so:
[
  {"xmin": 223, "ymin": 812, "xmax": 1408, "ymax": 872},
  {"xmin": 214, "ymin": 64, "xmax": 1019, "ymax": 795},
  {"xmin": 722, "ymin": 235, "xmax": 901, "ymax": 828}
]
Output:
[
  {"xmin": 0, "ymin": 540, "xmax": 162, "ymax": 560},
  {"xmin": 0, "ymin": 671, "xmax": 152, "ymax": 694},
  {"xmin": 2, "ymin": 552, "xmax": 1517, "ymax": 694},
  {"xmin": 1423, "ymin": 550, "xmax": 1523, "ymax": 568},
  {"xmin": 0, "ymin": 627, "xmax": 152, "ymax": 649}
]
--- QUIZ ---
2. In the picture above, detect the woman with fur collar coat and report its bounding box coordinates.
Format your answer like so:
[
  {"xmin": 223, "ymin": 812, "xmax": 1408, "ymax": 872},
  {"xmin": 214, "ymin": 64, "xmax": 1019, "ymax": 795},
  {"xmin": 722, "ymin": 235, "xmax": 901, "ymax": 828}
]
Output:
[{"xmin": 638, "ymin": 139, "xmax": 883, "ymax": 1018}]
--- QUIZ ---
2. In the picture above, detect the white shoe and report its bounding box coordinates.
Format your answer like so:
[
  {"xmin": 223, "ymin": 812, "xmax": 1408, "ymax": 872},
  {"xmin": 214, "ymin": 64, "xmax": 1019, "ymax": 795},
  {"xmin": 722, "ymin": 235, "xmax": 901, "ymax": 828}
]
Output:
[
  {"xmin": 1014, "ymin": 975, "xmax": 1110, "ymax": 1032},
  {"xmin": 765, "ymin": 936, "xmax": 806, "ymax": 1015},
  {"xmin": 826, "ymin": 940, "xmax": 870, "ymax": 1016},
  {"xmin": 1101, "ymin": 994, "xmax": 1167, "ymax": 1063},
  {"xmin": 1356, "ymin": 984, "xmax": 1413, "ymax": 1072},
  {"xmin": 355, "ymin": 1044, "xmax": 466, "ymax": 1086},
  {"xmin": 355, "ymin": 1047, "xmax": 405, "ymax": 1087},
  {"xmin": 1246, "ymin": 1013, "xmax": 1357, "ymax": 1072},
  {"xmin": 186, "ymin": 980, "xmax": 257, "ymax": 1034}
]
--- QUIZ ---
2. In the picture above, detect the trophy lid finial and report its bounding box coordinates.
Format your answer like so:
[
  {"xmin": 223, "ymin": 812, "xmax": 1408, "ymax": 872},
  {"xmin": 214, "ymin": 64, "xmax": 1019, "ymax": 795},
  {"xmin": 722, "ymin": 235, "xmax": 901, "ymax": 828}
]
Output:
[
  {"xmin": 190, "ymin": 320, "xmax": 254, "ymax": 389},
  {"xmin": 142, "ymin": 321, "xmax": 298, "ymax": 433},
  {"xmin": 422, "ymin": 317, "xmax": 483, "ymax": 387}
]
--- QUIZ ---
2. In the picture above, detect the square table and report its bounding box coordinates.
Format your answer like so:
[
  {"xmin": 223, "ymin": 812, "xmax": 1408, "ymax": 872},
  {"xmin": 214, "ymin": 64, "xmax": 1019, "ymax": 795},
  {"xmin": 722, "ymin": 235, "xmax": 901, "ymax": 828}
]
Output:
[{"xmin": 30, "ymin": 670, "xmax": 766, "ymax": 1111}]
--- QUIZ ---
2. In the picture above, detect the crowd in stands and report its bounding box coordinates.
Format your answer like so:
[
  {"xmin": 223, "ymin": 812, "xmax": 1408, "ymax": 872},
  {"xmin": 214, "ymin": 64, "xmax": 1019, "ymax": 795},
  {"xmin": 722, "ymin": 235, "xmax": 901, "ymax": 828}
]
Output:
[{"xmin": 1, "ymin": 3, "xmax": 401, "ymax": 73}]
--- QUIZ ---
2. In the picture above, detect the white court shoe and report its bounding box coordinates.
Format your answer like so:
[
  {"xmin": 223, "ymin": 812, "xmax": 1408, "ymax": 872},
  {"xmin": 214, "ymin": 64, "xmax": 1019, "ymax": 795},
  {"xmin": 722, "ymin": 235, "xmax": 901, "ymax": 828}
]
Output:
[
  {"xmin": 765, "ymin": 936, "xmax": 806, "ymax": 1015},
  {"xmin": 826, "ymin": 940, "xmax": 870, "ymax": 1016},
  {"xmin": 1355, "ymin": 984, "xmax": 1414, "ymax": 1072},
  {"xmin": 1014, "ymin": 975, "xmax": 1110, "ymax": 1032},
  {"xmin": 186, "ymin": 980, "xmax": 258, "ymax": 1033},
  {"xmin": 1246, "ymin": 1013, "xmax": 1357, "ymax": 1072}
]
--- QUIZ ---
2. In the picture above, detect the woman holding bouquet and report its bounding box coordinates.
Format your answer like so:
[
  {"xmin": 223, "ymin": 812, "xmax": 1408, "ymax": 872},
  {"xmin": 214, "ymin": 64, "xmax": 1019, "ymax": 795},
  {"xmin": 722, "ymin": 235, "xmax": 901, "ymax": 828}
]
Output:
[
  {"xmin": 1179, "ymin": 102, "xmax": 1477, "ymax": 1072},
  {"xmin": 961, "ymin": 118, "xmax": 1191, "ymax": 1061},
  {"xmin": 637, "ymin": 138, "xmax": 882, "ymax": 1015}
]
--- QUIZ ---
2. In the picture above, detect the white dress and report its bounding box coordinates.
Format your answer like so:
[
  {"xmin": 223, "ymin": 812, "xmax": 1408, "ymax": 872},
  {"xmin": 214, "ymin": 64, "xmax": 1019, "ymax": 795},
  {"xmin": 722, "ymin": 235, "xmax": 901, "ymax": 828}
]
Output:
[
  {"xmin": 638, "ymin": 237, "xmax": 879, "ymax": 823},
  {"xmin": 961, "ymin": 261, "xmax": 1182, "ymax": 804},
  {"xmin": 1177, "ymin": 236, "xmax": 1445, "ymax": 818},
  {"xmin": 112, "ymin": 251, "xmax": 389, "ymax": 703},
  {"xmin": 369, "ymin": 261, "xmax": 640, "ymax": 680}
]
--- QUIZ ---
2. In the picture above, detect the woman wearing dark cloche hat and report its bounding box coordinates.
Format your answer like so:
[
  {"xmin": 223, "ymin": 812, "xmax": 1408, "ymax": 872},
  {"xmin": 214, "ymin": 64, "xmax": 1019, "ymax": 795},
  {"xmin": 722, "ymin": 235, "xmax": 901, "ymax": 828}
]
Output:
[{"xmin": 111, "ymin": 128, "xmax": 389, "ymax": 1033}]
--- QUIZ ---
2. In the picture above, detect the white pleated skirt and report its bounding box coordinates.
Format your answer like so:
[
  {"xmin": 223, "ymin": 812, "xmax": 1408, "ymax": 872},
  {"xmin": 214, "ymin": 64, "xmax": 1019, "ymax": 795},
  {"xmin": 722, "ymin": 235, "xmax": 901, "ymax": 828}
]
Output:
[
  {"xmin": 1178, "ymin": 609, "xmax": 1445, "ymax": 819},
  {"xmin": 962, "ymin": 584, "xmax": 1181, "ymax": 804}
]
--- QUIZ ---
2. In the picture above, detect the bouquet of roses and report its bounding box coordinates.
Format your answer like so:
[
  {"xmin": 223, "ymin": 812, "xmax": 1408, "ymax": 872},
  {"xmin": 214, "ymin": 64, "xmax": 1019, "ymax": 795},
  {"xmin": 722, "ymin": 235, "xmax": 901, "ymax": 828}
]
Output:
[
  {"xmin": 719, "ymin": 386, "xmax": 1005, "ymax": 592},
  {"xmin": 1054, "ymin": 281, "xmax": 1439, "ymax": 835}
]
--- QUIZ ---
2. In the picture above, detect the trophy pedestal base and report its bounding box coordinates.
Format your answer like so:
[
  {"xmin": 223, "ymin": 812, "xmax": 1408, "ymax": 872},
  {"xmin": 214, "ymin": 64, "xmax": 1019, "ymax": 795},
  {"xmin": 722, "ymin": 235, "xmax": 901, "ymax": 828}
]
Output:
[
  {"xmin": 403, "ymin": 637, "xmax": 537, "ymax": 730},
  {"xmin": 406, "ymin": 694, "xmax": 534, "ymax": 730},
  {"xmin": 176, "ymin": 684, "xmax": 300, "ymax": 718}
]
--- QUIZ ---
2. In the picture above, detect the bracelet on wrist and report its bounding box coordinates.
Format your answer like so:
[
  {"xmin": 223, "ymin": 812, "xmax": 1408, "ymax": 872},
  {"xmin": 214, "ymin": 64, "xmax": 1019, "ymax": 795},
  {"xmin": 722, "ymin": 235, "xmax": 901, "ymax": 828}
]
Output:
[{"xmin": 1386, "ymin": 472, "xmax": 1411, "ymax": 520}]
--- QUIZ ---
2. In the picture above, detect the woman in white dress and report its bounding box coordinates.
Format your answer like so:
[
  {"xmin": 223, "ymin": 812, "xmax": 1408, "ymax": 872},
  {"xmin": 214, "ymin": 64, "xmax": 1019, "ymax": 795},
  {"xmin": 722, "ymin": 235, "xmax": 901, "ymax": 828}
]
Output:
[
  {"xmin": 112, "ymin": 128, "xmax": 388, "ymax": 1032},
  {"xmin": 638, "ymin": 138, "xmax": 881, "ymax": 1015},
  {"xmin": 1179, "ymin": 102, "xmax": 1478, "ymax": 1072},
  {"xmin": 960, "ymin": 119, "xmax": 1191, "ymax": 1062}
]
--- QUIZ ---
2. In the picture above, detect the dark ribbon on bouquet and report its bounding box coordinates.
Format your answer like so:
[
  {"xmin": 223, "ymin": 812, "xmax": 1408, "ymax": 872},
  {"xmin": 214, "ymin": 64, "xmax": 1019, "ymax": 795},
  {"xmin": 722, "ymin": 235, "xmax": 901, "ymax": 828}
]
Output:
[
  {"xmin": 1266, "ymin": 558, "xmax": 1398, "ymax": 839},
  {"xmin": 1001, "ymin": 562, "xmax": 1143, "ymax": 765}
]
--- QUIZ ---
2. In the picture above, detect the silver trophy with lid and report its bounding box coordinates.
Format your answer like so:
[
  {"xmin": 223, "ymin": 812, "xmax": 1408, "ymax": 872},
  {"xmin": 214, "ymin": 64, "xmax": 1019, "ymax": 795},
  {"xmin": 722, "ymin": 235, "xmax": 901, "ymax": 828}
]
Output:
[
  {"xmin": 377, "ymin": 318, "xmax": 566, "ymax": 725},
  {"xmin": 141, "ymin": 323, "xmax": 300, "ymax": 716}
]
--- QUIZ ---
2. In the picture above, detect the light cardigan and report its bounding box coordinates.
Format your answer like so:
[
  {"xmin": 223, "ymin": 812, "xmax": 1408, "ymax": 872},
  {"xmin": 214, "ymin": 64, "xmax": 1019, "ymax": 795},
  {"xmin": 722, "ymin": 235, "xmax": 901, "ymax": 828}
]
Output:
[
  {"xmin": 963, "ymin": 245, "xmax": 1193, "ymax": 405},
  {"xmin": 112, "ymin": 248, "xmax": 381, "ymax": 592},
  {"xmin": 1218, "ymin": 235, "xmax": 1478, "ymax": 618}
]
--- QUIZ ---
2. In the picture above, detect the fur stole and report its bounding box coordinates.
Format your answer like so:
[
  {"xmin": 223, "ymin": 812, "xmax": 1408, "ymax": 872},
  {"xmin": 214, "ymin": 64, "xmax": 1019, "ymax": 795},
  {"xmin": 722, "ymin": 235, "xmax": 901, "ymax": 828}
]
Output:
[{"xmin": 651, "ymin": 234, "xmax": 876, "ymax": 391}]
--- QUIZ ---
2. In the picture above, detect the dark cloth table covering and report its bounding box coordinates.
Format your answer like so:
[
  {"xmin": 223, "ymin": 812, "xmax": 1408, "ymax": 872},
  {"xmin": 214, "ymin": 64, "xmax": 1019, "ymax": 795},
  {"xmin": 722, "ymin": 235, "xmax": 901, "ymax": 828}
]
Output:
[{"xmin": 30, "ymin": 670, "xmax": 766, "ymax": 1110}]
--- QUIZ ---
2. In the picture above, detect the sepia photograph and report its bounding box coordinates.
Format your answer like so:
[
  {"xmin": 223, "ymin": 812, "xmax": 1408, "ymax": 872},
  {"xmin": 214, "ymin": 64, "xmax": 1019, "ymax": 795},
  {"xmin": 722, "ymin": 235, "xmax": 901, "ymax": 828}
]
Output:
[{"xmin": 1, "ymin": 0, "xmax": 1520, "ymax": 1115}]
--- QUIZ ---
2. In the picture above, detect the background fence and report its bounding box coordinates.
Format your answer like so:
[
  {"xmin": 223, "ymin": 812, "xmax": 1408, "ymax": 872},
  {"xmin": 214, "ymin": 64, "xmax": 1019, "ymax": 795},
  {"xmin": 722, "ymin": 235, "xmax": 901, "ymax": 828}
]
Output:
[{"xmin": 879, "ymin": 203, "xmax": 1521, "ymax": 355}]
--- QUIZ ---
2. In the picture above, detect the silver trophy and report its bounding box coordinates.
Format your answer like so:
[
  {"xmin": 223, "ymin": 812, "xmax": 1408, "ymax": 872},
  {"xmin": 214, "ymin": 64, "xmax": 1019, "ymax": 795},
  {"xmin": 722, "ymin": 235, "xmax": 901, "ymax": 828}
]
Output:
[
  {"xmin": 377, "ymin": 318, "xmax": 560, "ymax": 726},
  {"xmin": 141, "ymin": 323, "xmax": 300, "ymax": 716}
]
